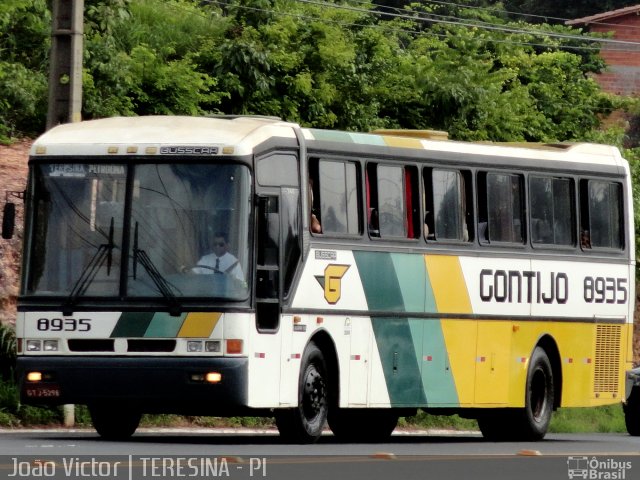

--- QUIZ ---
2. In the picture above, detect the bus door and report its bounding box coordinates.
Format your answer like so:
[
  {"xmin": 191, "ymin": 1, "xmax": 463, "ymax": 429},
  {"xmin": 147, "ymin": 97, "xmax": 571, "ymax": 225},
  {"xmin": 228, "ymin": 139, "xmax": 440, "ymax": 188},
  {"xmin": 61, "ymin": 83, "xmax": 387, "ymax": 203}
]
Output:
[
  {"xmin": 256, "ymin": 194, "xmax": 281, "ymax": 331},
  {"xmin": 255, "ymin": 188, "xmax": 303, "ymax": 404},
  {"xmin": 255, "ymin": 187, "xmax": 302, "ymax": 329}
]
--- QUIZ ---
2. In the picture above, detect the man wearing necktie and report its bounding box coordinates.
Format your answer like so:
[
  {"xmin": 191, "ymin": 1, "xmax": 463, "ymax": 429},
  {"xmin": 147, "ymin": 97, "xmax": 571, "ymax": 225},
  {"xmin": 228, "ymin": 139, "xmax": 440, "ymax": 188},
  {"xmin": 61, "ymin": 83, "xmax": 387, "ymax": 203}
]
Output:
[{"xmin": 192, "ymin": 232, "xmax": 244, "ymax": 281}]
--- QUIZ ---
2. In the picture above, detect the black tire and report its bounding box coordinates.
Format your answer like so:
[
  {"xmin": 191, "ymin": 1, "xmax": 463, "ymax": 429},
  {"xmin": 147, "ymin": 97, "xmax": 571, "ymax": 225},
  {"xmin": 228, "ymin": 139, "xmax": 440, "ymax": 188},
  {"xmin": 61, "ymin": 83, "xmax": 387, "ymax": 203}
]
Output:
[
  {"xmin": 477, "ymin": 412, "xmax": 515, "ymax": 441},
  {"xmin": 275, "ymin": 343, "xmax": 329, "ymax": 443},
  {"xmin": 479, "ymin": 346, "xmax": 554, "ymax": 441},
  {"xmin": 89, "ymin": 404, "xmax": 141, "ymax": 440},
  {"xmin": 624, "ymin": 387, "xmax": 640, "ymax": 436},
  {"xmin": 328, "ymin": 409, "xmax": 399, "ymax": 442}
]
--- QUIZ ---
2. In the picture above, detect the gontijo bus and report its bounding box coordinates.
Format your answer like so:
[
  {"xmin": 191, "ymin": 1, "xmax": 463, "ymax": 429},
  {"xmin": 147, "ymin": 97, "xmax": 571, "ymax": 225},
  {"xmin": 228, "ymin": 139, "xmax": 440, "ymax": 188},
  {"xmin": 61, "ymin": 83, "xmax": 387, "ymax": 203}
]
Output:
[{"xmin": 4, "ymin": 116, "xmax": 634, "ymax": 442}]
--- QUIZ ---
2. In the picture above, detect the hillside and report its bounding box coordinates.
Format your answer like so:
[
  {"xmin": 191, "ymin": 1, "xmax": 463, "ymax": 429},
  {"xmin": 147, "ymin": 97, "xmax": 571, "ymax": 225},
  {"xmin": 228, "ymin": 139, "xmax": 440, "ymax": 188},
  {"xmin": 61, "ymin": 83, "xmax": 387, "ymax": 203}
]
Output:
[{"xmin": 0, "ymin": 140, "xmax": 29, "ymax": 325}]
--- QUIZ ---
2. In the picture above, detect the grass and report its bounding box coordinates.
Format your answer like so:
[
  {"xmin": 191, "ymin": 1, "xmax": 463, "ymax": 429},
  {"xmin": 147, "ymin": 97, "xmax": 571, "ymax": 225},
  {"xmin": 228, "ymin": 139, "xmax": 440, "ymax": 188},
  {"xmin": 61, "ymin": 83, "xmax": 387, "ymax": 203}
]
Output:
[
  {"xmin": 548, "ymin": 405, "xmax": 626, "ymax": 434},
  {"xmin": 0, "ymin": 387, "xmax": 628, "ymax": 435}
]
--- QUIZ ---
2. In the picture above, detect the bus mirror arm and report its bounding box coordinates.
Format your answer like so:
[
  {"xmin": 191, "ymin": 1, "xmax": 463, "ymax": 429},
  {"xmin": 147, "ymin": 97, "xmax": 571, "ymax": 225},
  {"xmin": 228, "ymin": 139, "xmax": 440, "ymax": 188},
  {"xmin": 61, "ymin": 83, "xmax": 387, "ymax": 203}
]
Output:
[
  {"xmin": 2, "ymin": 202, "xmax": 16, "ymax": 240},
  {"xmin": 2, "ymin": 190, "xmax": 25, "ymax": 240}
]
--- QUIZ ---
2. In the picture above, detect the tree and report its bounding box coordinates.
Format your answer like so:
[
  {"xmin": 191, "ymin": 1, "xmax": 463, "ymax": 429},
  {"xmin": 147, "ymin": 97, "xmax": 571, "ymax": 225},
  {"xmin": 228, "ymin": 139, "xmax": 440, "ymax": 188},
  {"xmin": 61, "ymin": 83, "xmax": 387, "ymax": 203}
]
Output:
[{"xmin": 0, "ymin": 0, "xmax": 49, "ymax": 141}]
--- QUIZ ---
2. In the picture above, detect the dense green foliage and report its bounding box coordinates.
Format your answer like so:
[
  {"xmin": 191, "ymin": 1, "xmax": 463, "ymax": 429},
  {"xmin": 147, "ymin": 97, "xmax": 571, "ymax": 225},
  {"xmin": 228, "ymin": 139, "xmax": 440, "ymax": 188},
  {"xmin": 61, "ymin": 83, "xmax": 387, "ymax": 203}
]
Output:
[{"xmin": 0, "ymin": 0, "xmax": 633, "ymax": 143}]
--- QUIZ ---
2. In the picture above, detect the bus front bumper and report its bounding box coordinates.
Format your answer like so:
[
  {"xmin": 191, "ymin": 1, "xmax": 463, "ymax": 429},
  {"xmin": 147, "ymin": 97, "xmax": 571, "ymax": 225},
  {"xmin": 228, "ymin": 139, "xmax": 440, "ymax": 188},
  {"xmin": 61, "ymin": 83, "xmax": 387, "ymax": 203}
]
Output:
[{"xmin": 17, "ymin": 356, "xmax": 248, "ymax": 413}]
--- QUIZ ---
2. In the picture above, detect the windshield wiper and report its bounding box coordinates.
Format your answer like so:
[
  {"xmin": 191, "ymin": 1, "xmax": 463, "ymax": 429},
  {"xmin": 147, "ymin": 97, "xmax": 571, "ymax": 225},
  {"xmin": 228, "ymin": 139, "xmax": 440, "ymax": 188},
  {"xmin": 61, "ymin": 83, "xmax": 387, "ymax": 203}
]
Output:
[
  {"xmin": 64, "ymin": 218, "xmax": 115, "ymax": 315},
  {"xmin": 133, "ymin": 222, "xmax": 182, "ymax": 316}
]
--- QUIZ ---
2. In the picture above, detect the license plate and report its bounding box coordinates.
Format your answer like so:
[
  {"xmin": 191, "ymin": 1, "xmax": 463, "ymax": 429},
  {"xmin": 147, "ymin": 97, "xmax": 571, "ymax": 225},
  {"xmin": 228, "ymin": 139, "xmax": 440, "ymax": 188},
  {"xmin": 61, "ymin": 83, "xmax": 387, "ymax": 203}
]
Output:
[{"xmin": 24, "ymin": 384, "xmax": 61, "ymax": 399}]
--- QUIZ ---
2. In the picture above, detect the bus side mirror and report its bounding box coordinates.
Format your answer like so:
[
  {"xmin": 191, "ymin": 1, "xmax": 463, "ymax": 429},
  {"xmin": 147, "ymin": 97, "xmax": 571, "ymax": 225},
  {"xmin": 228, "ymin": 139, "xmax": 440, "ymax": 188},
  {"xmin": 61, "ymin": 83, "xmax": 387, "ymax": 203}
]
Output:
[{"xmin": 2, "ymin": 202, "xmax": 16, "ymax": 239}]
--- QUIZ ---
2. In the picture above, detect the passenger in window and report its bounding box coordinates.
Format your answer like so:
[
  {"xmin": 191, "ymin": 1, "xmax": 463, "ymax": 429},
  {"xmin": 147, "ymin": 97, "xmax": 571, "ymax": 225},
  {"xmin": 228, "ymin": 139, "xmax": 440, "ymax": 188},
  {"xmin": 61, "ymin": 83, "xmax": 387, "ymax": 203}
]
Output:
[
  {"xmin": 192, "ymin": 232, "xmax": 244, "ymax": 280},
  {"xmin": 369, "ymin": 208, "xmax": 380, "ymax": 237},
  {"xmin": 424, "ymin": 211, "xmax": 434, "ymax": 240},
  {"xmin": 580, "ymin": 229, "xmax": 591, "ymax": 249},
  {"xmin": 311, "ymin": 211, "xmax": 322, "ymax": 234},
  {"xmin": 309, "ymin": 179, "xmax": 322, "ymax": 234}
]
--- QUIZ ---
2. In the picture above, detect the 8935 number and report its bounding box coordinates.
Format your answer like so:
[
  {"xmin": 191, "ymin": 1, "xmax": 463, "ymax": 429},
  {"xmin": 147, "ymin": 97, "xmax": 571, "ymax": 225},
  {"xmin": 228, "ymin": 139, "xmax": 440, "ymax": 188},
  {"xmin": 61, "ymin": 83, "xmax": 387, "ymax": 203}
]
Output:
[
  {"xmin": 37, "ymin": 318, "xmax": 91, "ymax": 332},
  {"xmin": 583, "ymin": 277, "xmax": 628, "ymax": 304}
]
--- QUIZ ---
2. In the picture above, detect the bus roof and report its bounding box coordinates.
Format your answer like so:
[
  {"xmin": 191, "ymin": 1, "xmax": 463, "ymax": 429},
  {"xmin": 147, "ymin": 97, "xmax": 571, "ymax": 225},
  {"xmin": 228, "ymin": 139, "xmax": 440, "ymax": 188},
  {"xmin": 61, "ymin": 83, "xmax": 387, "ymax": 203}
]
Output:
[{"xmin": 30, "ymin": 116, "xmax": 625, "ymax": 169}]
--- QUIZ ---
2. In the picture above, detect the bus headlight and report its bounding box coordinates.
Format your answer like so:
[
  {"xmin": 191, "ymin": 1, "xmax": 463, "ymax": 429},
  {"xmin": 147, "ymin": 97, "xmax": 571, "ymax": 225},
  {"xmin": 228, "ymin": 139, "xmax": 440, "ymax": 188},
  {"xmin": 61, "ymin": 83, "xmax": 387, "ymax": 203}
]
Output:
[
  {"xmin": 187, "ymin": 341, "xmax": 203, "ymax": 352},
  {"xmin": 26, "ymin": 340, "xmax": 42, "ymax": 352},
  {"xmin": 205, "ymin": 341, "xmax": 221, "ymax": 353},
  {"xmin": 43, "ymin": 340, "xmax": 59, "ymax": 352}
]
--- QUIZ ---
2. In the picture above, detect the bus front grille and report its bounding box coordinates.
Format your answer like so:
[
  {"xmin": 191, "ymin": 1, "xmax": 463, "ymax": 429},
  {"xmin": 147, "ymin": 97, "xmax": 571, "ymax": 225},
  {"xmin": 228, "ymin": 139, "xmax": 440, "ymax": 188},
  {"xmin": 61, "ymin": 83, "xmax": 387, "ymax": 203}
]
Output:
[
  {"xmin": 68, "ymin": 339, "xmax": 115, "ymax": 352},
  {"xmin": 127, "ymin": 339, "xmax": 176, "ymax": 352}
]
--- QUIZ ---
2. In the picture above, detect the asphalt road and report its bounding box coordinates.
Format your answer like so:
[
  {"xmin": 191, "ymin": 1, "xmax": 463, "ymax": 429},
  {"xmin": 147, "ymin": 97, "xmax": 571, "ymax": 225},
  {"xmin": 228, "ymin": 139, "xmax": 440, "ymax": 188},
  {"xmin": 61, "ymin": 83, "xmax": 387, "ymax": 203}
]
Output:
[{"xmin": 0, "ymin": 429, "xmax": 638, "ymax": 480}]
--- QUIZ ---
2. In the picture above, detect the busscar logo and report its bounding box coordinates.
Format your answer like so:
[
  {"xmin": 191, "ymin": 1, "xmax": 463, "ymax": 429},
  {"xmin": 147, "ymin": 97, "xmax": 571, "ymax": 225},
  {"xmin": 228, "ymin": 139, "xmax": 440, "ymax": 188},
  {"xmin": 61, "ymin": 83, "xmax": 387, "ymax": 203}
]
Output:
[{"xmin": 315, "ymin": 264, "xmax": 350, "ymax": 304}]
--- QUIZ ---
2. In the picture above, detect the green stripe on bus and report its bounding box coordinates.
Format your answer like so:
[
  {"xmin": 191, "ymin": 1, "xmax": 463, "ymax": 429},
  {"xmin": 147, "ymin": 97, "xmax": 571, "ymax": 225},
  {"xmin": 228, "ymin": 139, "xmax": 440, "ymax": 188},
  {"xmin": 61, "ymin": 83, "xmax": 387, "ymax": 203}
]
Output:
[
  {"xmin": 110, "ymin": 312, "xmax": 154, "ymax": 337},
  {"xmin": 353, "ymin": 251, "xmax": 405, "ymax": 311},
  {"xmin": 144, "ymin": 312, "xmax": 187, "ymax": 338},
  {"xmin": 372, "ymin": 317, "xmax": 427, "ymax": 406},
  {"xmin": 390, "ymin": 253, "xmax": 426, "ymax": 312},
  {"xmin": 354, "ymin": 251, "xmax": 426, "ymax": 405},
  {"xmin": 421, "ymin": 320, "xmax": 459, "ymax": 405},
  {"xmin": 308, "ymin": 129, "xmax": 356, "ymax": 143},
  {"xmin": 357, "ymin": 251, "xmax": 458, "ymax": 406}
]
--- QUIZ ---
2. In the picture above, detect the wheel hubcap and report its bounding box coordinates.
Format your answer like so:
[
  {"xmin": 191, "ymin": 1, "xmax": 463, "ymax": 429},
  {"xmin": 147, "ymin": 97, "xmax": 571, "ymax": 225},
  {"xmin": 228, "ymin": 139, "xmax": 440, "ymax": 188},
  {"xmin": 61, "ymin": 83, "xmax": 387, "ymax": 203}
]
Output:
[
  {"xmin": 530, "ymin": 368, "xmax": 548, "ymax": 422},
  {"xmin": 302, "ymin": 365, "xmax": 326, "ymax": 421}
]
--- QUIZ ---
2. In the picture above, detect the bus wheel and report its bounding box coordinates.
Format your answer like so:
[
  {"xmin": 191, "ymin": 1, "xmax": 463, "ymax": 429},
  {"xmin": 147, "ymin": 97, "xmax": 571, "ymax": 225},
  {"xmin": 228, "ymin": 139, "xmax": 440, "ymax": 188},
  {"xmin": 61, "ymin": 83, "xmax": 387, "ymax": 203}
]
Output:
[
  {"xmin": 89, "ymin": 404, "xmax": 141, "ymax": 440},
  {"xmin": 328, "ymin": 409, "xmax": 399, "ymax": 442},
  {"xmin": 478, "ymin": 347, "xmax": 554, "ymax": 441},
  {"xmin": 521, "ymin": 346, "xmax": 554, "ymax": 440},
  {"xmin": 624, "ymin": 387, "xmax": 640, "ymax": 436},
  {"xmin": 275, "ymin": 342, "xmax": 329, "ymax": 443}
]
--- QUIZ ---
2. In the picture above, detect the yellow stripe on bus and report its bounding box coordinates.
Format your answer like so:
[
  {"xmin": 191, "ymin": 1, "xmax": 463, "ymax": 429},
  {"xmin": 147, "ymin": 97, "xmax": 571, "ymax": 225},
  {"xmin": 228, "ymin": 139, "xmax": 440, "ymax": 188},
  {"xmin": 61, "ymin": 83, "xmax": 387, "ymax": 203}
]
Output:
[
  {"xmin": 178, "ymin": 312, "xmax": 222, "ymax": 338},
  {"xmin": 425, "ymin": 255, "xmax": 476, "ymax": 405},
  {"xmin": 381, "ymin": 136, "xmax": 424, "ymax": 149},
  {"xmin": 424, "ymin": 255, "xmax": 472, "ymax": 313}
]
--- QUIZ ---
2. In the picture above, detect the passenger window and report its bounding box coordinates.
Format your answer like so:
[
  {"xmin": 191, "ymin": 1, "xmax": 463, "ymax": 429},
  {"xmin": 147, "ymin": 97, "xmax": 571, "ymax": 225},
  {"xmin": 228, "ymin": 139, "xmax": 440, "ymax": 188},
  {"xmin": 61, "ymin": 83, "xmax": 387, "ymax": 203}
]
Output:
[
  {"xmin": 312, "ymin": 159, "xmax": 360, "ymax": 235},
  {"xmin": 366, "ymin": 163, "xmax": 419, "ymax": 239},
  {"xmin": 424, "ymin": 168, "xmax": 471, "ymax": 242},
  {"xmin": 580, "ymin": 179, "xmax": 623, "ymax": 250},
  {"xmin": 529, "ymin": 176, "xmax": 574, "ymax": 246},
  {"xmin": 479, "ymin": 172, "xmax": 524, "ymax": 244}
]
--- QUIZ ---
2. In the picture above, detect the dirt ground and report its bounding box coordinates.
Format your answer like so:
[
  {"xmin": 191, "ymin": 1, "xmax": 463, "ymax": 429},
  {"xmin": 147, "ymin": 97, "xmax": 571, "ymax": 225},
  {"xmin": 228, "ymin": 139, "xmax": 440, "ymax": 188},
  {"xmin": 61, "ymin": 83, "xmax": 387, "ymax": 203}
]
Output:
[
  {"xmin": 0, "ymin": 139, "xmax": 30, "ymax": 325},
  {"xmin": 1, "ymin": 140, "xmax": 639, "ymax": 362}
]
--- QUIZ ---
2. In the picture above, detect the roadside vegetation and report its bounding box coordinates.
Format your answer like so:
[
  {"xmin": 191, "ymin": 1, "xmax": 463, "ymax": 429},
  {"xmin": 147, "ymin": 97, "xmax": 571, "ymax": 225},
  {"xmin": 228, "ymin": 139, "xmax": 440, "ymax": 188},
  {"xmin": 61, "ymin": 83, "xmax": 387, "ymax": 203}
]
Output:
[{"xmin": 1, "ymin": 0, "xmax": 639, "ymax": 432}]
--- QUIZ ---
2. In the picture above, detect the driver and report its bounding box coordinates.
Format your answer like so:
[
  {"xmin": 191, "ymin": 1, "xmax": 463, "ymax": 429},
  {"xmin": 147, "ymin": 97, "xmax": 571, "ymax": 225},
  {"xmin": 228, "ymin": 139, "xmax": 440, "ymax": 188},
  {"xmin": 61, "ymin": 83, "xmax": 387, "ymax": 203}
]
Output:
[{"xmin": 192, "ymin": 232, "xmax": 244, "ymax": 281}]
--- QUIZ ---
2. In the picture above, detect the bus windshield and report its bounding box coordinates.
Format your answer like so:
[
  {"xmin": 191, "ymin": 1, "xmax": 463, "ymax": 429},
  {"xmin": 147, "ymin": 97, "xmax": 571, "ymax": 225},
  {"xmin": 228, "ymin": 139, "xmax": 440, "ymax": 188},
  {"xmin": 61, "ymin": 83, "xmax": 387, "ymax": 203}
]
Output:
[{"xmin": 26, "ymin": 162, "xmax": 251, "ymax": 301}]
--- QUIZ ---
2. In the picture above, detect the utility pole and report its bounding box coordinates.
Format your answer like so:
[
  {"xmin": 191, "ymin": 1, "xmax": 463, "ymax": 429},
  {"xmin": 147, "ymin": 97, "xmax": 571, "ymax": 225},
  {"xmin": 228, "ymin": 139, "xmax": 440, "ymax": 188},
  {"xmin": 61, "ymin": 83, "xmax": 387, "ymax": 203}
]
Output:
[
  {"xmin": 47, "ymin": 0, "xmax": 84, "ymax": 426},
  {"xmin": 47, "ymin": 0, "xmax": 84, "ymax": 130}
]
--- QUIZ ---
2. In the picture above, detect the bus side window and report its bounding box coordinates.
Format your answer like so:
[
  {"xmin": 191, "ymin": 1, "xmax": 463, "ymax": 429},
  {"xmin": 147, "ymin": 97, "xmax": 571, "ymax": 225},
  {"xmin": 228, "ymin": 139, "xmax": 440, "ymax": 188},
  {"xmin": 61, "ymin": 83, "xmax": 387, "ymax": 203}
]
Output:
[
  {"xmin": 424, "ymin": 168, "xmax": 471, "ymax": 242},
  {"xmin": 529, "ymin": 176, "xmax": 574, "ymax": 246},
  {"xmin": 580, "ymin": 179, "xmax": 623, "ymax": 250},
  {"xmin": 315, "ymin": 158, "xmax": 361, "ymax": 235},
  {"xmin": 367, "ymin": 162, "xmax": 418, "ymax": 239},
  {"xmin": 479, "ymin": 171, "xmax": 525, "ymax": 244}
]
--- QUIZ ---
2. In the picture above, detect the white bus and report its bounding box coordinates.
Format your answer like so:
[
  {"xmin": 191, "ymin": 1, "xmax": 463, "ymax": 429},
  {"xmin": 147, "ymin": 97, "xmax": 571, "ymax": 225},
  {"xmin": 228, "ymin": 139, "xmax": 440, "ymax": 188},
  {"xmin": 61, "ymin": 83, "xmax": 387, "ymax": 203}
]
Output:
[{"xmin": 4, "ymin": 116, "xmax": 634, "ymax": 442}]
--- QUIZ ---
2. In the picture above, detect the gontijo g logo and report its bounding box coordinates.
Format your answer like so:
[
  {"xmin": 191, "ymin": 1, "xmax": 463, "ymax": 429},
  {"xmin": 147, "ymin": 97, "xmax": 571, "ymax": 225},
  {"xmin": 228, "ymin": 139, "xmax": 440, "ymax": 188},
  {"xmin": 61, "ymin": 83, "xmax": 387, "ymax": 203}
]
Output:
[{"xmin": 315, "ymin": 264, "xmax": 350, "ymax": 304}]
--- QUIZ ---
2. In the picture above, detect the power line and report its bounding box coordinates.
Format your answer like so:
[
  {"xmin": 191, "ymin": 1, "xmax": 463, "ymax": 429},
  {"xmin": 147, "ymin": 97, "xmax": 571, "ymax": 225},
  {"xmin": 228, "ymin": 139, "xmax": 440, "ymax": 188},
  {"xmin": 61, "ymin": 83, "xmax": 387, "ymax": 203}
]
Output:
[
  {"xmin": 156, "ymin": 0, "xmax": 640, "ymax": 53},
  {"xmin": 294, "ymin": 0, "xmax": 640, "ymax": 49},
  {"xmin": 419, "ymin": 0, "xmax": 640, "ymax": 31}
]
